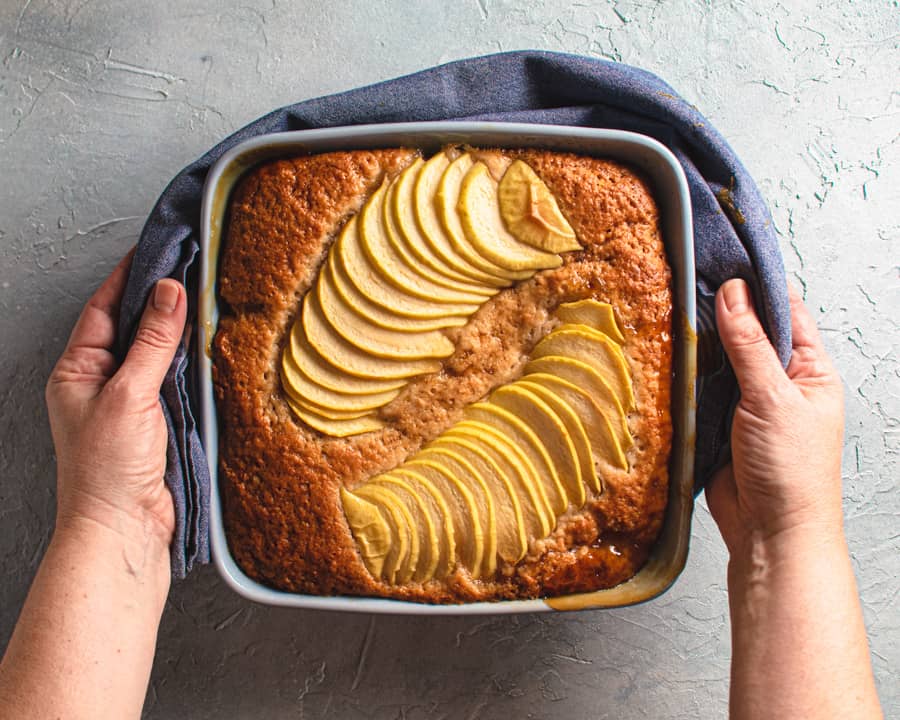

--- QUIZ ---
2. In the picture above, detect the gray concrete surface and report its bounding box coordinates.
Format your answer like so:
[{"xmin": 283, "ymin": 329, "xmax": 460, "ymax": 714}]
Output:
[{"xmin": 1, "ymin": 1, "xmax": 897, "ymax": 717}]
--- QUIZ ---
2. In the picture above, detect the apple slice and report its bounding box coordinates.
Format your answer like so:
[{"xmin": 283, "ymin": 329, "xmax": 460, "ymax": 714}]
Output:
[
  {"xmin": 391, "ymin": 468, "xmax": 457, "ymax": 580},
  {"xmin": 428, "ymin": 434, "xmax": 528, "ymax": 565},
  {"xmin": 524, "ymin": 355, "xmax": 632, "ymax": 453},
  {"xmin": 281, "ymin": 352, "xmax": 400, "ymax": 420},
  {"xmin": 512, "ymin": 380, "xmax": 590, "ymax": 508},
  {"xmin": 341, "ymin": 488, "xmax": 392, "ymax": 579},
  {"xmin": 359, "ymin": 180, "xmax": 488, "ymax": 305},
  {"xmin": 284, "ymin": 395, "xmax": 383, "ymax": 437},
  {"xmin": 487, "ymin": 385, "xmax": 580, "ymax": 511},
  {"xmin": 465, "ymin": 401, "xmax": 567, "ymax": 517},
  {"xmin": 327, "ymin": 249, "xmax": 466, "ymax": 333},
  {"xmin": 458, "ymin": 162, "xmax": 563, "ymax": 272},
  {"xmin": 389, "ymin": 158, "xmax": 489, "ymax": 287},
  {"xmin": 497, "ymin": 160, "xmax": 580, "ymax": 253},
  {"xmin": 444, "ymin": 420, "xmax": 552, "ymax": 542},
  {"xmin": 523, "ymin": 371, "xmax": 627, "ymax": 479},
  {"xmin": 417, "ymin": 445, "xmax": 498, "ymax": 579},
  {"xmin": 403, "ymin": 457, "xmax": 484, "ymax": 577},
  {"xmin": 370, "ymin": 474, "xmax": 440, "ymax": 583},
  {"xmin": 555, "ymin": 299, "xmax": 625, "ymax": 344},
  {"xmin": 288, "ymin": 319, "xmax": 405, "ymax": 395},
  {"xmin": 336, "ymin": 216, "xmax": 474, "ymax": 319},
  {"xmin": 354, "ymin": 484, "xmax": 416, "ymax": 584},
  {"xmin": 383, "ymin": 166, "xmax": 495, "ymax": 297},
  {"xmin": 281, "ymin": 352, "xmax": 398, "ymax": 413},
  {"xmin": 531, "ymin": 324, "xmax": 635, "ymax": 410},
  {"xmin": 435, "ymin": 154, "xmax": 529, "ymax": 283},
  {"xmin": 316, "ymin": 259, "xmax": 455, "ymax": 360},
  {"xmin": 411, "ymin": 153, "xmax": 512, "ymax": 287},
  {"xmin": 302, "ymin": 292, "xmax": 445, "ymax": 380},
  {"xmin": 284, "ymin": 388, "xmax": 372, "ymax": 420}
]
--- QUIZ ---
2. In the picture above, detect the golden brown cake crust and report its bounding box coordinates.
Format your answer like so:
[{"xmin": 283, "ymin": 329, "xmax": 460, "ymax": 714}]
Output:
[{"xmin": 213, "ymin": 147, "xmax": 673, "ymax": 603}]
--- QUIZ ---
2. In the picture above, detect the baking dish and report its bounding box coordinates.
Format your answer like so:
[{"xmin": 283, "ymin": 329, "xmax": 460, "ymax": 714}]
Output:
[{"xmin": 198, "ymin": 122, "xmax": 696, "ymax": 614}]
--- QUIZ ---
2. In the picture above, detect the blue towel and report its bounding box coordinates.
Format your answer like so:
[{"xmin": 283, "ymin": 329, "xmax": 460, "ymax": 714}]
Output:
[{"xmin": 117, "ymin": 51, "xmax": 790, "ymax": 578}]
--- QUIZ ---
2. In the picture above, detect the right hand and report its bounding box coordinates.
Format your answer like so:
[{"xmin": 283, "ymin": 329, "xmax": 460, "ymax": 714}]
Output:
[
  {"xmin": 705, "ymin": 279, "xmax": 845, "ymax": 556},
  {"xmin": 45, "ymin": 251, "xmax": 187, "ymax": 548}
]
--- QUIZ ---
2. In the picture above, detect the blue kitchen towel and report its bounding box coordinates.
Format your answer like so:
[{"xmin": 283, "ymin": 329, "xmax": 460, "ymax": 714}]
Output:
[{"xmin": 117, "ymin": 50, "xmax": 790, "ymax": 578}]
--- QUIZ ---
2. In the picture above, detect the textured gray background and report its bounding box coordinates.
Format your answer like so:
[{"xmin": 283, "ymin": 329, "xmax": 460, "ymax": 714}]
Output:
[{"xmin": 1, "ymin": 1, "xmax": 897, "ymax": 717}]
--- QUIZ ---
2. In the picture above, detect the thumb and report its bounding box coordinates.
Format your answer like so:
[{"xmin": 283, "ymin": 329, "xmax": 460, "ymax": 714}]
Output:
[
  {"xmin": 117, "ymin": 279, "xmax": 187, "ymax": 400},
  {"xmin": 716, "ymin": 279, "xmax": 786, "ymax": 404}
]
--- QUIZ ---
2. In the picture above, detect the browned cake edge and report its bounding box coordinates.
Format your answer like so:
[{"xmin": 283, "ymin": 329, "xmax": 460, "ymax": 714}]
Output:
[{"xmin": 212, "ymin": 147, "xmax": 673, "ymax": 603}]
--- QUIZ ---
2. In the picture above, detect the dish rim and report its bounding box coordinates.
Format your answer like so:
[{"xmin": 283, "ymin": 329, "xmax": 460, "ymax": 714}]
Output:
[{"xmin": 198, "ymin": 121, "xmax": 696, "ymax": 615}]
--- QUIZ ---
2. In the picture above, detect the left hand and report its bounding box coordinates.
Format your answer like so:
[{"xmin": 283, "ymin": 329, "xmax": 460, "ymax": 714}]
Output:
[{"xmin": 45, "ymin": 250, "xmax": 187, "ymax": 547}]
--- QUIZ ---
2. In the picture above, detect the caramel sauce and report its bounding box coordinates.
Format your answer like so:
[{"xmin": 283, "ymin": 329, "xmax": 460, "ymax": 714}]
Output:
[{"xmin": 542, "ymin": 533, "xmax": 650, "ymax": 597}]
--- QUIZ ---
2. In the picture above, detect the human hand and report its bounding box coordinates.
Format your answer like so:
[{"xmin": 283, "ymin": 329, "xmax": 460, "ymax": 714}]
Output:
[
  {"xmin": 706, "ymin": 279, "xmax": 845, "ymax": 556},
  {"xmin": 45, "ymin": 250, "xmax": 186, "ymax": 548}
]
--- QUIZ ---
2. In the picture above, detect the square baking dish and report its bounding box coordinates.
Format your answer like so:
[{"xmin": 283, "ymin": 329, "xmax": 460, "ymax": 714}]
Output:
[{"xmin": 198, "ymin": 122, "xmax": 696, "ymax": 614}]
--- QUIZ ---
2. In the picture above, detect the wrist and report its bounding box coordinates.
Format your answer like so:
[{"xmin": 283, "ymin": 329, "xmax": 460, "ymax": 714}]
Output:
[
  {"xmin": 727, "ymin": 522, "xmax": 848, "ymax": 591},
  {"xmin": 54, "ymin": 506, "xmax": 172, "ymax": 588},
  {"xmin": 56, "ymin": 475, "xmax": 175, "ymax": 548}
]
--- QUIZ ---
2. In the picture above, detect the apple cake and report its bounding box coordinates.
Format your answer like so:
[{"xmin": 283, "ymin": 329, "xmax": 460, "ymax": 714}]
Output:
[{"xmin": 213, "ymin": 145, "xmax": 673, "ymax": 603}]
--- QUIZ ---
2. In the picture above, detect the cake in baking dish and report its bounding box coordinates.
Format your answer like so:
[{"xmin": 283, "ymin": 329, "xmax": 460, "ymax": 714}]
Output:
[{"xmin": 212, "ymin": 145, "xmax": 673, "ymax": 603}]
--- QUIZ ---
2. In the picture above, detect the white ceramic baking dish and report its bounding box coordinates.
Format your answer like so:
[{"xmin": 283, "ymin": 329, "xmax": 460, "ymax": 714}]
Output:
[{"xmin": 198, "ymin": 122, "xmax": 696, "ymax": 614}]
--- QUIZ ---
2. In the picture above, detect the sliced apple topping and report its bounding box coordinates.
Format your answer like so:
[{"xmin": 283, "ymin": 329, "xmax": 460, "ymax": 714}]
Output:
[
  {"xmin": 287, "ymin": 318, "xmax": 406, "ymax": 395},
  {"xmin": 342, "ymin": 299, "xmax": 636, "ymax": 584},
  {"xmin": 554, "ymin": 299, "xmax": 626, "ymax": 344},
  {"xmin": 524, "ymin": 356, "xmax": 633, "ymax": 455},
  {"xmin": 530, "ymin": 323, "xmax": 635, "ymax": 411},
  {"xmin": 353, "ymin": 484, "xmax": 414, "ymax": 585},
  {"xmin": 411, "ymin": 153, "xmax": 505, "ymax": 291},
  {"xmin": 465, "ymin": 398, "xmax": 569, "ymax": 517},
  {"xmin": 498, "ymin": 160, "xmax": 580, "ymax": 253},
  {"xmin": 444, "ymin": 421, "xmax": 552, "ymax": 543},
  {"xmin": 302, "ymin": 291, "xmax": 448, "ymax": 380},
  {"xmin": 390, "ymin": 469, "xmax": 456, "ymax": 579},
  {"xmin": 326, "ymin": 248, "xmax": 465, "ymax": 333},
  {"xmin": 370, "ymin": 474, "xmax": 441, "ymax": 583},
  {"xmin": 316, "ymin": 260, "xmax": 456, "ymax": 361},
  {"xmin": 281, "ymin": 151, "xmax": 583, "ymax": 438},
  {"xmin": 434, "ymin": 153, "xmax": 526, "ymax": 284},
  {"xmin": 359, "ymin": 180, "xmax": 488, "ymax": 306},
  {"xmin": 428, "ymin": 434, "xmax": 528, "ymax": 565},
  {"xmin": 340, "ymin": 489, "xmax": 391, "ymax": 578},
  {"xmin": 286, "ymin": 406, "xmax": 385, "ymax": 438},
  {"xmin": 458, "ymin": 163, "xmax": 564, "ymax": 272},
  {"xmin": 383, "ymin": 163, "xmax": 494, "ymax": 297}
]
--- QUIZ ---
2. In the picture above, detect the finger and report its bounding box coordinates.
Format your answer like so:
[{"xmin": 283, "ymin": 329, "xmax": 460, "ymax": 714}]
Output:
[
  {"xmin": 64, "ymin": 247, "xmax": 136, "ymax": 355},
  {"xmin": 115, "ymin": 279, "xmax": 187, "ymax": 402},
  {"xmin": 716, "ymin": 279, "xmax": 786, "ymax": 402},
  {"xmin": 787, "ymin": 282, "xmax": 828, "ymax": 354},
  {"xmin": 786, "ymin": 283, "xmax": 838, "ymax": 382}
]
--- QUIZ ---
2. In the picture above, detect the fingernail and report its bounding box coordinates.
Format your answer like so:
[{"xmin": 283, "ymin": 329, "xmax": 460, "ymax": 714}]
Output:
[
  {"xmin": 722, "ymin": 280, "xmax": 750, "ymax": 313},
  {"xmin": 153, "ymin": 279, "xmax": 179, "ymax": 313}
]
